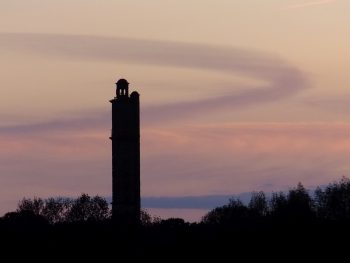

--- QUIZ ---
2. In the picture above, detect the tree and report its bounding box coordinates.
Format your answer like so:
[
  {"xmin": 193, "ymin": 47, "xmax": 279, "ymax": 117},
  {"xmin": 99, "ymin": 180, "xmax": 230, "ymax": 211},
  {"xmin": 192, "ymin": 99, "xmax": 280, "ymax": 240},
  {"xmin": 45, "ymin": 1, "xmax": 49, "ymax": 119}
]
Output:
[
  {"xmin": 42, "ymin": 197, "xmax": 71, "ymax": 224},
  {"xmin": 270, "ymin": 191, "xmax": 288, "ymax": 218},
  {"xmin": 17, "ymin": 197, "xmax": 44, "ymax": 215},
  {"xmin": 66, "ymin": 193, "xmax": 110, "ymax": 222},
  {"xmin": 140, "ymin": 209, "xmax": 152, "ymax": 226},
  {"xmin": 202, "ymin": 198, "xmax": 248, "ymax": 225},
  {"xmin": 315, "ymin": 177, "xmax": 350, "ymax": 220},
  {"xmin": 90, "ymin": 195, "xmax": 110, "ymax": 221},
  {"xmin": 3, "ymin": 210, "xmax": 48, "ymax": 226},
  {"xmin": 248, "ymin": 191, "xmax": 268, "ymax": 217},
  {"xmin": 16, "ymin": 194, "xmax": 111, "ymax": 224},
  {"xmin": 270, "ymin": 183, "xmax": 314, "ymax": 220},
  {"xmin": 140, "ymin": 209, "xmax": 162, "ymax": 226},
  {"xmin": 159, "ymin": 218, "xmax": 187, "ymax": 228},
  {"xmin": 287, "ymin": 182, "xmax": 315, "ymax": 219}
]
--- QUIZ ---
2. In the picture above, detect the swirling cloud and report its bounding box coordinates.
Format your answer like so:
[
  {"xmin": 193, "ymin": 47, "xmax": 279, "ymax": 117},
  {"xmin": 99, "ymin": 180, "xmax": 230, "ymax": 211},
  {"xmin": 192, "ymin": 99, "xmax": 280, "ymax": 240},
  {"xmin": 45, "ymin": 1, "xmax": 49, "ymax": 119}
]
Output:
[
  {"xmin": 0, "ymin": 32, "xmax": 308, "ymax": 125},
  {"xmin": 0, "ymin": 33, "xmax": 311, "ymax": 216}
]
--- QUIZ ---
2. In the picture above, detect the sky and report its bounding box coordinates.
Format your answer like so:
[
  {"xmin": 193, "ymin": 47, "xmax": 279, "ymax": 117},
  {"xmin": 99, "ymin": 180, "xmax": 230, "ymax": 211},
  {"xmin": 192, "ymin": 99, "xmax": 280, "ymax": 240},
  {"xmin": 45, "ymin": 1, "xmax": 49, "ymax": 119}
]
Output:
[{"xmin": 1, "ymin": 0, "xmax": 350, "ymax": 221}]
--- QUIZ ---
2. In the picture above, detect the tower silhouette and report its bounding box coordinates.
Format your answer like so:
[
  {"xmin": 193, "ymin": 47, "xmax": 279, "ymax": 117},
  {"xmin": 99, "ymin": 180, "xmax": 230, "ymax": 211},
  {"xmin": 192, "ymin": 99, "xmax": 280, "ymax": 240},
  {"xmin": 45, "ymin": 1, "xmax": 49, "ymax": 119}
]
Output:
[{"xmin": 110, "ymin": 79, "xmax": 140, "ymax": 225}]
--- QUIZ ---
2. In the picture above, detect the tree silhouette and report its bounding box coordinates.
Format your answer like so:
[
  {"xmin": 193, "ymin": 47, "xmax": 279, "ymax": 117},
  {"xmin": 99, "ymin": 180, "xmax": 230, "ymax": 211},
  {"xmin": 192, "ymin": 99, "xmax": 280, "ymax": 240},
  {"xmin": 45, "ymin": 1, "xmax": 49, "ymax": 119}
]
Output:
[
  {"xmin": 17, "ymin": 197, "xmax": 44, "ymax": 215},
  {"xmin": 248, "ymin": 191, "xmax": 268, "ymax": 217},
  {"xmin": 159, "ymin": 218, "xmax": 187, "ymax": 228},
  {"xmin": 270, "ymin": 183, "xmax": 314, "ymax": 220},
  {"xmin": 202, "ymin": 198, "xmax": 248, "ymax": 225},
  {"xmin": 286, "ymin": 182, "xmax": 314, "ymax": 220},
  {"xmin": 315, "ymin": 177, "xmax": 350, "ymax": 220},
  {"xmin": 2, "ymin": 178, "xmax": 350, "ymax": 257},
  {"xmin": 270, "ymin": 191, "xmax": 288, "ymax": 218},
  {"xmin": 140, "ymin": 209, "xmax": 152, "ymax": 226},
  {"xmin": 3, "ymin": 210, "xmax": 48, "ymax": 226},
  {"xmin": 41, "ymin": 197, "xmax": 71, "ymax": 224},
  {"xmin": 66, "ymin": 194, "xmax": 110, "ymax": 222},
  {"xmin": 140, "ymin": 209, "xmax": 162, "ymax": 226},
  {"xmin": 16, "ymin": 194, "xmax": 110, "ymax": 223}
]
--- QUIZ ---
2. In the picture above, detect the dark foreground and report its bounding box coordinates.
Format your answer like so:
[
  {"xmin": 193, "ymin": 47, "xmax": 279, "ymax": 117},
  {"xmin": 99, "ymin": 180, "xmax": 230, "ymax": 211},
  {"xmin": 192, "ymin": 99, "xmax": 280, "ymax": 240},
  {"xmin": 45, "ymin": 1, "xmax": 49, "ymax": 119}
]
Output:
[
  {"xmin": 0, "ymin": 218, "xmax": 349, "ymax": 260},
  {"xmin": 2, "ymin": 178, "xmax": 350, "ymax": 259}
]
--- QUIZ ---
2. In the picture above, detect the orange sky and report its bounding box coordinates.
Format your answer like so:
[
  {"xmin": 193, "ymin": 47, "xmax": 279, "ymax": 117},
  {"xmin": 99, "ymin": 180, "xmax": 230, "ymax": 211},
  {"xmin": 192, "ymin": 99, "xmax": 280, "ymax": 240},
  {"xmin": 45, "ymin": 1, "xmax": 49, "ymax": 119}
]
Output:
[{"xmin": 1, "ymin": 0, "xmax": 350, "ymax": 220}]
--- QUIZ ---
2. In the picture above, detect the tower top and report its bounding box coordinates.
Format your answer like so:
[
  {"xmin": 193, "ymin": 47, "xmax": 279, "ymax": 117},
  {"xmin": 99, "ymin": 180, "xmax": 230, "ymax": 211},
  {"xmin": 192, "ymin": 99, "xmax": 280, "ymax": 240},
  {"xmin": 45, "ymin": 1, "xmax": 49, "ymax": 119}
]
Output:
[
  {"xmin": 116, "ymin": 78, "xmax": 129, "ymax": 86},
  {"xmin": 116, "ymin": 79, "xmax": 129, "ymax": 98}
]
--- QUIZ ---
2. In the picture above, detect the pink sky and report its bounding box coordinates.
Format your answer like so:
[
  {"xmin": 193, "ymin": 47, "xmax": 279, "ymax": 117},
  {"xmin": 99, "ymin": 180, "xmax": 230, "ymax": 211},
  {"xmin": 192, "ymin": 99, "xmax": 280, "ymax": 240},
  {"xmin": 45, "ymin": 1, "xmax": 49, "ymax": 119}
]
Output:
[{"xmin": 1, "ymin": 0, "xmax": 350, "ymax": 220}]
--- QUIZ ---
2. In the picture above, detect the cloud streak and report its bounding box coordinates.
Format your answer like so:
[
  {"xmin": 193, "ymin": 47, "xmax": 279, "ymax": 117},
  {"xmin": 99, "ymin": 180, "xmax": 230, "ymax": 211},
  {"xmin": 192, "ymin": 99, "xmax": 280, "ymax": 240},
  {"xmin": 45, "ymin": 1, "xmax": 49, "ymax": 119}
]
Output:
[
  {"xmin": 0, "ymin": 33, "xmax": 311, "ymax": 215},
  {"xmin": 0, "ymin": 32, "xmax": 308, "ymax": 124},
  {"xmin": 0, "ymin": 111, "xmax": 108, "ymax": 135},
  {"xmin": 285, "ymin": 0, "xmax": 336, "ymax": 10},
  {"xmin": 141, "ymin": 193, "xmax": 252, "ymax": 209},
  {"xmin": 1, "ymin": 119, "xmax": 350, "ymax": 214}
]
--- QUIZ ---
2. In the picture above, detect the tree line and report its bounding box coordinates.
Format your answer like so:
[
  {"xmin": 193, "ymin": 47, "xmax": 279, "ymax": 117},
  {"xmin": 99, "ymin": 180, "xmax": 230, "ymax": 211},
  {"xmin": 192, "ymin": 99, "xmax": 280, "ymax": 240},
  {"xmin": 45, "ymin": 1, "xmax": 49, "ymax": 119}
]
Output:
[
  {"xmin": 3, "ymin": 177, "xmax": 350, "ymax": 225},
  {"xmin": 1, "ymin": 177, "xmax": 350, "ymax": 258},
  {"xmin": 1, "ymin": 192, "xmax": 162, "ymax": 226},
  {"xmin": 203, "ymin": 178, "xmax": 350, "ymax": 224}
]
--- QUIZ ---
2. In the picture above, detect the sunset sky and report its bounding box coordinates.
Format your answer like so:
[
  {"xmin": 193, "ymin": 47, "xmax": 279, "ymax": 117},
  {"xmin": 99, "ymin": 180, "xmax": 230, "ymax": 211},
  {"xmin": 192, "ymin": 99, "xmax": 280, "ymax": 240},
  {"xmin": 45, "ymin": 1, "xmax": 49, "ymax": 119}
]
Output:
[{"xmin": 1, "ymin": 0, "xmax": 350, "ymax": 221}]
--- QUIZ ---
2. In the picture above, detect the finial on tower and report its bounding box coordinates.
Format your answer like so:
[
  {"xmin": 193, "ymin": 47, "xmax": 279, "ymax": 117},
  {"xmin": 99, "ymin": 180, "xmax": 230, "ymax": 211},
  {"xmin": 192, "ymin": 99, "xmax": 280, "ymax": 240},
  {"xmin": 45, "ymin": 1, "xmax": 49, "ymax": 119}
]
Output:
[{"xmin": 116, "ymin": 79, "xmax": 129, "ymax": 98}]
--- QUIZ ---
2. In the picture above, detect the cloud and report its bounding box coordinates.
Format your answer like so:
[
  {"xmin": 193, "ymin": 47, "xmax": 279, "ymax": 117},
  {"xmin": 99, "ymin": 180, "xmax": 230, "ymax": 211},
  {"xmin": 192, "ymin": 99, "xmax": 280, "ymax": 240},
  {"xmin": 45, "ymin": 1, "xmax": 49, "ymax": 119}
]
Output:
[
  {"xmin": 141, "ymin": 122, "xmax": 350, "ymax": 195},
  {"xmin": 1, "ymin": 119, "xmax": 350, "ymax": 215},
  {"xmin": 103, "ymin": 195, "xmax": 246, "ymax": 209},
  {"xmin": 0, "ymin": 110, "xmax": 109, "ymax": 135},
  {"xmin": 0, "ymin": 32, "xmax": 308, "ymax": 124},
  {"xmin": 0, "ymin": 32, "xmax": 311, "ymax": 215},
  {"xmin": 285, "ymin": 0, "xmax": 336, "ymax": 10},
  {"xmin": 303, "ymin": 95, "xmax": 350, "ymax": 113},
  {"xmin": 141, "ymin": 193, "xmax": 252, "ymax": 209}
]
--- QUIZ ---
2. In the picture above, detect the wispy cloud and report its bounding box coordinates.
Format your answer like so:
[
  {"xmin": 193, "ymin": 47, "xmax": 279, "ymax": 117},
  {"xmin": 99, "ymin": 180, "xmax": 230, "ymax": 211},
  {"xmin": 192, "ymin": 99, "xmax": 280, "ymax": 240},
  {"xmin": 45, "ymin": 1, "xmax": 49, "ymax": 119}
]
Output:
[
  {"xmin": 1, "ymin": 120, "xmax": 350, "ymax": 194},
  {"xmin": 0, "ymin": 33, "xmax": 311, "ymax": 215},
  {"xmin": 286, "ymin": 0, "xmax": 336, "ymax": 10},
  {"xmin": 1, "ymin": 119, "xmax": 350, "ymax": 214},
  {"xmin": 141, "ymin": 193, "xmax": 252, "ymax": 209},
  {"xmin": 0, "ymin": 32, "xmax": 308, "ymax": 124}
]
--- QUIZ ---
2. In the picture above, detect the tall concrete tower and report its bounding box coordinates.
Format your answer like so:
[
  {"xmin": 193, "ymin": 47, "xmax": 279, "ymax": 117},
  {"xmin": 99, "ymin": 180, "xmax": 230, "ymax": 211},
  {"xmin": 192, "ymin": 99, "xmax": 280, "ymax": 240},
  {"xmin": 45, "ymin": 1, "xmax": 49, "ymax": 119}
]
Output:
[{"xmin": 110, "ymin": 79, "xmax": 140, "ymax": 225}]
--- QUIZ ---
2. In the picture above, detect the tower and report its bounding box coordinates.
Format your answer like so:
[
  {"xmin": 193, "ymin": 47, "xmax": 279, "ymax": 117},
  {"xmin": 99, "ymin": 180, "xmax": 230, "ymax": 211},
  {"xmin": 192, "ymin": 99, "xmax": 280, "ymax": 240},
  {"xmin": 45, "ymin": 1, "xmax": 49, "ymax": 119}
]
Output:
[{"xmin": 110, "ymin": 79, "xmax": 140, "ymax": 225}]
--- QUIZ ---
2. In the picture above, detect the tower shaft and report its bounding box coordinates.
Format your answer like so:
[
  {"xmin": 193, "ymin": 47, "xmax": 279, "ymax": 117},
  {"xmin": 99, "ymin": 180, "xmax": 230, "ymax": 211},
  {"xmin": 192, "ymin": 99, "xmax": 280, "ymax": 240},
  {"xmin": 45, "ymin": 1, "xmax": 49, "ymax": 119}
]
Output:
[{"xmin": 110, "ymin": 79, "xmax": 140, "ymax": 225}]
